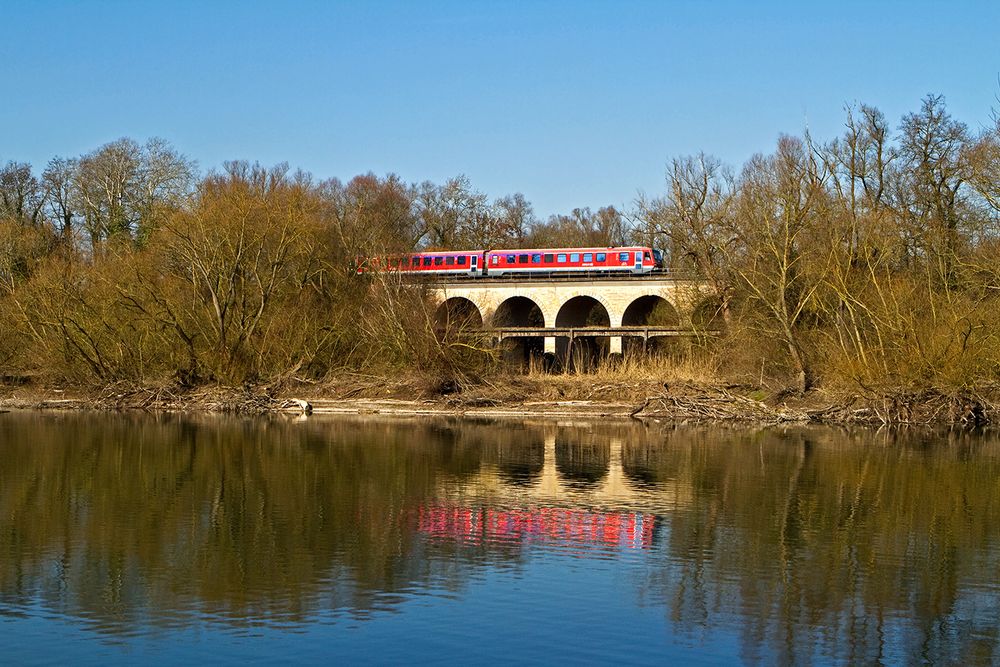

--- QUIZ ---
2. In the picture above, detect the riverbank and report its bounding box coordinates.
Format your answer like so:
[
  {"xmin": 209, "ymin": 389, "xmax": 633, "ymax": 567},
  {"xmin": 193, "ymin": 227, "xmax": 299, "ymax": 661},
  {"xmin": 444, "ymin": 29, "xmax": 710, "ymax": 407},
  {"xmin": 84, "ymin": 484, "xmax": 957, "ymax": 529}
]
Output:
[{"xmin": 2, "ymin": 376, "xmax": 996, "ymax": 426}]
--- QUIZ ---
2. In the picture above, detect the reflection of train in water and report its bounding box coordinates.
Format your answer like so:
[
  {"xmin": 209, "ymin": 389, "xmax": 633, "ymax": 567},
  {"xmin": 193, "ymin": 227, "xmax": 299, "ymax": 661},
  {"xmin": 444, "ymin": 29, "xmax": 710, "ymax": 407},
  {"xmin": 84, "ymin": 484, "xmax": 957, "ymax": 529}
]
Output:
[
  {"xmin": 359, "ymin": 246, "xmax": 664, "ymax": 277},
  {"xmin": 410, "ymin": 505, "xmax": 656, "ymax": 550}
]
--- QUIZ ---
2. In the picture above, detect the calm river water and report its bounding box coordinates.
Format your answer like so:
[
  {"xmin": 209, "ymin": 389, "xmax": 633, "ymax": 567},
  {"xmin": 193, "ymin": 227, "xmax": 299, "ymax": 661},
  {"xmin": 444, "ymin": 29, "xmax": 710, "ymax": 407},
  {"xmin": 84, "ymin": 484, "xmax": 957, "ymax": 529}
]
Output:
[{"xmin": 1, "ymin": 411, "xmax": 998, "ymax": 665}]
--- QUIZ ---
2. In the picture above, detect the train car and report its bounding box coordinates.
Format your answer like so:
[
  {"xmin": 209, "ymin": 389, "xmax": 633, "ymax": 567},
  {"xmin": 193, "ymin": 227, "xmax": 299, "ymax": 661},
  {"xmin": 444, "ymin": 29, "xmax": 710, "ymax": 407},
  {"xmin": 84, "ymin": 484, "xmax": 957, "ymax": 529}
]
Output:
[
  {"xmin": 485, "ymin": 246, "xmax": 660, "ymax": 276},
  {"xmin": 392, "ymin": 250, "xmax": 486, "ymax": 276}
]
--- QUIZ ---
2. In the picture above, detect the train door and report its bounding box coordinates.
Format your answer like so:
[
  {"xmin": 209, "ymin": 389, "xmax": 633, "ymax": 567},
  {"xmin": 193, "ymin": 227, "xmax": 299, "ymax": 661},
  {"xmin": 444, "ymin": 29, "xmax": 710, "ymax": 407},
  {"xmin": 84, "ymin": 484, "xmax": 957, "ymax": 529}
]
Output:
[
  {"xmin": 633, "ymin": 251, "xmax": 642, "ymax": 273},
  {"xmin": 470, "ymin": 254, "xmax": 478, "ymax": 275}
]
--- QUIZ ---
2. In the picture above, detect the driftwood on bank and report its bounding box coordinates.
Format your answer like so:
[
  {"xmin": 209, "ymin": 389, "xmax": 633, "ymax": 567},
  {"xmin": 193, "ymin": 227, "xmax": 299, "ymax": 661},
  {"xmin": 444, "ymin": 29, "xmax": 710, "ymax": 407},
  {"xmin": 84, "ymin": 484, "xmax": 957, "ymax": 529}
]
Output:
[
  {"xmin": 804, "ymin": 389, "xmax": 994, "ymax": 426},
  {"xmin": 4, "ymin": 375, "xmax": 998, "ymax": 426},
  {"xmin": 81, "ymin": 383, "xmax": 313, "ymax": 415},
  {"xmin": 630, "ymin": 383, "xmax": 809, "ymax": 424},
  {"xmin": 631, "ymin": 383, "xmax": 998, "ymax": 426}
]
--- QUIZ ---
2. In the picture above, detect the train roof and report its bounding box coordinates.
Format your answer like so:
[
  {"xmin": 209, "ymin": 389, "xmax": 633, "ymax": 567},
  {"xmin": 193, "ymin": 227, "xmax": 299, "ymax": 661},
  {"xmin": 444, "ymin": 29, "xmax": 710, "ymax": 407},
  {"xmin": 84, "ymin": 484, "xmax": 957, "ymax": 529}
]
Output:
[
  {"xmin": 486, "ymin": 246, "xmax": 652, "ymax": 253},
  {"xmin": 399, "ymin": 246, "xmax": 654, "ymax": 256},
  {"xmin": 406, "ymin": 249, "xmax": 486, "ymax": 255}
]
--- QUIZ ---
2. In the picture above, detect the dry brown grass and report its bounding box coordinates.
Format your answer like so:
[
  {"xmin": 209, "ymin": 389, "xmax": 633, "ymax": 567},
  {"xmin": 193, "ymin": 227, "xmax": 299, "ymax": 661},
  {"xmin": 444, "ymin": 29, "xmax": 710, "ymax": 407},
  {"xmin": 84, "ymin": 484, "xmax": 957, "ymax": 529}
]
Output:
[{"xmin": 566, "ymin": 348, "xmax": 723, "ymax": 382}]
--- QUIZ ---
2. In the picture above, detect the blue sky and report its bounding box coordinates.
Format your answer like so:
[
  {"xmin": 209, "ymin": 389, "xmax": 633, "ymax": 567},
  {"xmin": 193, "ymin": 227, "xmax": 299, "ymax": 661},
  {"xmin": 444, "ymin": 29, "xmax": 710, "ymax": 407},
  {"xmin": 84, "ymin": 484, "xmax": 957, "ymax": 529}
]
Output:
[{"xmin": 1, "ymin": 0, "xmax": 997, "ymax": 218}]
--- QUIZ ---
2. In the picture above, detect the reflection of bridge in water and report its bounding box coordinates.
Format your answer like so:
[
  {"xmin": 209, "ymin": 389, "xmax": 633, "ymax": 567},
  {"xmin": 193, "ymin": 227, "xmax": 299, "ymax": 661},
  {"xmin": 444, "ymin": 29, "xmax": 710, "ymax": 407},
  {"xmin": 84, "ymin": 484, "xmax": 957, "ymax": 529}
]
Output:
[
  {"xmin": 411, "ymin": 427, "xmax": 693, "ymax": 551},
  {"xmin": 444, "ymin": 428, "xmax": 693, "ymax": 513},
  {"xmin": 411, "ymin": 505, "xmax": 657, "ymax": 550}
]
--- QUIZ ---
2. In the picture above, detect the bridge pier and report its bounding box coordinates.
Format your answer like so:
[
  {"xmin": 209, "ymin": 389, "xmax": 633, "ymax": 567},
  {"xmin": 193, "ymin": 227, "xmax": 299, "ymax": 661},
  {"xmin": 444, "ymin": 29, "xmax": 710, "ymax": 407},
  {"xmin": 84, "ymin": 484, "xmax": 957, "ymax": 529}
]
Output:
[{"xmin": 609, "ymin": 336, "xmax": 623, "ymax": 356}]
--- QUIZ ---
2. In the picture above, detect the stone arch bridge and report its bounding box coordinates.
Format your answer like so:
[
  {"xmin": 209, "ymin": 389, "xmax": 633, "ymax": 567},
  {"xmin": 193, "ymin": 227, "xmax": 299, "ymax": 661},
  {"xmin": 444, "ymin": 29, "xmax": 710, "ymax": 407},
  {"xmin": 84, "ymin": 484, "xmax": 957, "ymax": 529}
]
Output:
[{"xmin": 427, "ymin": 275, "xmax": 718, "ymax": 356}]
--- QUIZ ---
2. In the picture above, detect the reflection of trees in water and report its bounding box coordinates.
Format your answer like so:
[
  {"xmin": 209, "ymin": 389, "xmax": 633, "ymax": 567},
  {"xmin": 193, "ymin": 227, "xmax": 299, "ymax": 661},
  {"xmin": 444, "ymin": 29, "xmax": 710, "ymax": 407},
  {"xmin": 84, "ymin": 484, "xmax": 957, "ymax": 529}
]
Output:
[
  {"xmin": 1, "ymin": 415, "xmax": 999, "ymax": 663},
  {"xmin": 632, "ymin": 426, "xmax": 1000, "ymax": 665},
  {"xmin": 424, "ymin": 422, "xmax": 483, "ymax": 479},
  {"xmin": 623, "ymin": 437, "xmax": 677, "ymax": 489},
  {"xmin": 0, "ymin": 413, "xmax": 491, "ymax": 632}
]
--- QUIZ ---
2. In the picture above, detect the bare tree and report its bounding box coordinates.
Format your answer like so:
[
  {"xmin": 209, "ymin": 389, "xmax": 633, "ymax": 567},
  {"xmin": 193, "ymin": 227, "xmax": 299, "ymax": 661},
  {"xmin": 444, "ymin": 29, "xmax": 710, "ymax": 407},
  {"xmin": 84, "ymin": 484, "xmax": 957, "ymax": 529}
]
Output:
[
  {"xmin": 528, "ymin": 206, "xmax": 629, "ymax": 247},
  {"xmin": 893, "ymin": 94, "xmax": 972, "ymax": 283},
  {"xmin": 822, "ymin": 104, "xmax": 896, "ymax": 247},
  {"xmin": 640, "ymin": 153, "xmax": 737, "ymax": 321},
  {"xmin": 0, "ymin": 161, "xmax": 50, "ymax": 293},
  {"xmin": 814, "ymin": 105, "xmax": 900, "ymax": 366},
  {"xmin": 134, "ymin": 137, "xmax": 197, "ymax": 242},
  {"xmin": 157, "ymin": 162, "xmax": 324, "ymax": 379},
  {"xmin": 417, "ymin": 175, "xmax": 491, "ymax": 248},
  {"xmin": 42, "ymin": 157, "xmax": 77, "ymax": 244},
  {"xmin": 319, "ymin": 172, "xmax": 420, "ymax": 277},
  {"xmin": 493, "ymin": 192, "xmax": 535, "ymax": 246},
  {"xmin": 964, "ymin": 119, "xmax": 1000, "ymax": 216},
  {"xmin": 0, "ymin": 161, "xmax": 45, "ymax": 225},
  {"xmin": 73, "ymin": 137, "xmax": 195, "ymax": 248},
  {"xmin": 730, "ymin": 135, "xmax": 832, "ymax": 393}
]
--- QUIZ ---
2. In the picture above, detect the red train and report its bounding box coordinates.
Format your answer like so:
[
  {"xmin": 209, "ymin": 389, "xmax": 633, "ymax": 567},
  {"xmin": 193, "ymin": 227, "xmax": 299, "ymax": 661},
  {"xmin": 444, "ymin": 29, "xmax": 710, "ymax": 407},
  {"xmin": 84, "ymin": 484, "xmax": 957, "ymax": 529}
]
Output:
[{"xmin": 369, "ymin": 246, "xmax": 663, "ymax": 276}]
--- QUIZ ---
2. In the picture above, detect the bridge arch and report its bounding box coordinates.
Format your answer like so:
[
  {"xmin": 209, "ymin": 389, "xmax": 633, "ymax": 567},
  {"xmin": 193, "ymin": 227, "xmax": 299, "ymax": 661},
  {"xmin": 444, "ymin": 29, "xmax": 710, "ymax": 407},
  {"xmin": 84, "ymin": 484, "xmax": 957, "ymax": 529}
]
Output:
[
  {"xmin": 621, "ymin": 295, "xmax": 680, "ymax": 326},
  {"xmin": 554, "ymin": 295, "xmax": 616, "ymax": 367},
  {"xmin": 435, "ymin": 297, "xmax": 484, "ymax": 330},
  {"xmin": 492, "ymin": 295, "xmax": 546, "ymax": 327},
  {"xmin": 555, "ymin": 295, "xmax": 613, "ymax": 327},
  {"xmin": 492, "ymin": 296, "xmax": 547, "ymax": 365}
]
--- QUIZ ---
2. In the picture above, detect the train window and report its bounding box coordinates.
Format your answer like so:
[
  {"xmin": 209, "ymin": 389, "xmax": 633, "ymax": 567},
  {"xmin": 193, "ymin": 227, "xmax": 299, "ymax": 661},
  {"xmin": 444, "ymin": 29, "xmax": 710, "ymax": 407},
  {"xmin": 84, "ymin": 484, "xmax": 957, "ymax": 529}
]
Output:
[
  {"xmin": 491, "ymin": 256, "xmax": 498, "ymax": 265},
  {"xmin": 434, "ymin": 257, "xmax": 443, "ymax": 266},
  {"xmin": 423, "ymin": 257, "xmax": 432, "ymax": 267},
  {"xmin": 457, "ymin": 256, "xmax": 466, "ymax": 265},
  {"xmin": 570, "ymin": 253, "xmax": 580, "ymax": 262},
  {"xmin": 506, "ymin": 254, "xmax": 515, "ymax": 263},
  {"xmin": 543, "ymin": 254, "xmax": 554, "ymax": 263},
  {"xmin": 644, "ymin": 251, "xmax": 651, "ymax": 260},
  {"xmin": 596, "ymin": 253, "xmax": 606, "ymax": 262},
  {"xmin": 531, "ymin": 254, "xmax": 541, "ymax": 263},
  {"xmin": 401, "ymin": 257, "xmax": 409, "ymax": 267},
  {"xmin": 557, "ymin": 254, "xmax": 567, "ymax": 262},
  {"xmin": 583, "ymin": 253, "xmax": 593, "ymax": 262},
  {"xmin": 446, "ymin": 257, "xmax": 455, "ymax": 266},
  {"xmin": 518, "ymin": 255, "xmax": 528, "ymax": 264},
  {"xmin": 619, "ymin": 252, "xmax": 629, "ymax": 262}
]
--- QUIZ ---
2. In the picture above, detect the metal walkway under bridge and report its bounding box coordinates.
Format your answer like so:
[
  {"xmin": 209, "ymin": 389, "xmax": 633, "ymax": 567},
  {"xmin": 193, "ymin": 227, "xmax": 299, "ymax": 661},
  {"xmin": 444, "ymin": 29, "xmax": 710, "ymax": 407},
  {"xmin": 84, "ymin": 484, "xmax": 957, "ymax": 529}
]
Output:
[{"xmin": 423, "ymin": 272, "xmax": 719, "ymax": 355}]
